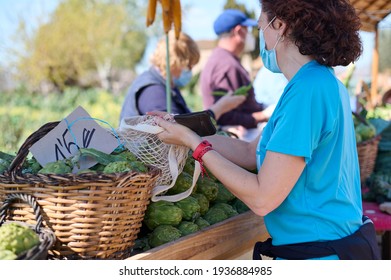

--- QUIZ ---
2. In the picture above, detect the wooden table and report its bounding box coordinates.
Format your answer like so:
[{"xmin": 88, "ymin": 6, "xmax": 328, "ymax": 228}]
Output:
[{"xmin": 127, "ymin": 211, "xmax": 269, "ymax": 260}]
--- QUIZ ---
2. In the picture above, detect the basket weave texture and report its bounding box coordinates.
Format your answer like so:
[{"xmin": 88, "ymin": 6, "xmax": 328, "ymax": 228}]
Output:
[
  {"xmin": 357, "ymin": 135, "xmax": 381, "ymax": 183},
  {"xmin": 0, "ymin": 122, "xmax": 160, "ymax": 259},
  {"xmin": 0, "ymin": 193, "xmax": 56, "ymax": 260},
  {"xmin": 353, "ymin": 112, "xmax": 381, "ymax": 184}
]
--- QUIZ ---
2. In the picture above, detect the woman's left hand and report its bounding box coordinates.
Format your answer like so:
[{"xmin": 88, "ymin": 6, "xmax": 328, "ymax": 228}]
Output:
[{"xmin": 147, "ymin": 111, "xmax": 202, "ymax": 149}]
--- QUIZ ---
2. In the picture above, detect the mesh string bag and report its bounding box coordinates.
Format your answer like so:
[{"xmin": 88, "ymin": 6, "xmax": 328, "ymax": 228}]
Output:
[{"xmin": 117, "ymin": 115, "xmax": 201, "ymax": 202}]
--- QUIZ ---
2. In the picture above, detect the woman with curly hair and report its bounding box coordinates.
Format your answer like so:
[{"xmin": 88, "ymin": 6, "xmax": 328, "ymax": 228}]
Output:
[{"xmin": 150, "ymin": 0, "xmax": 380, "ymax": 259}]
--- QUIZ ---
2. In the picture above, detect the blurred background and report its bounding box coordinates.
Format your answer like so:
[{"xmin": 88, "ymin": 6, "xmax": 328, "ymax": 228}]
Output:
[{"xmin": 0, "ymin": 0, "xmax": 390, "ymax": 153}]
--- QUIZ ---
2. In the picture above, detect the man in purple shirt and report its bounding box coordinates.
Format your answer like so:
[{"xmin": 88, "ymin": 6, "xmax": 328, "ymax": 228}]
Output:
[{"xmin": 200, "ymin": 9, "xmax": 270, "ymax": 140}]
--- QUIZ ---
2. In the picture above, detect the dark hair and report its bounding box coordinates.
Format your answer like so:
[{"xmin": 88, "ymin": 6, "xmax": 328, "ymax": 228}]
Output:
[{"xmin": 260, "ymin": 0, "xmax": 363, "ymax": 67}]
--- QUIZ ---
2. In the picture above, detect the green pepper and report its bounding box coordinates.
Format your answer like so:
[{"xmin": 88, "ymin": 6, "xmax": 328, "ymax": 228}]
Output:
[
  {"xmin": 234, "ymin": 83, "xmax": 252, "ymax": 96},
  {"xmin": 211, "ymin": 83, "xmax": 252, "ymax": 97}
]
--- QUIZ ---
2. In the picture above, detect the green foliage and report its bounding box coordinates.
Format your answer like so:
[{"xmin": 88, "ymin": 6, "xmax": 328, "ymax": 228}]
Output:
[
  {"xmin": 0, "ymin": 87, "xmax": 124, "ymax": 153},
  {"xmin": 14, "ymin": 0, "xmax": 147, "ymax": 90}
]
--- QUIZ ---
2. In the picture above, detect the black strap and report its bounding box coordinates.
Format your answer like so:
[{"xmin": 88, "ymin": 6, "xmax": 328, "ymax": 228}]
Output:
[{"xmin": 253, "ymin": 216, "xmax": 381, "ymax": 260}]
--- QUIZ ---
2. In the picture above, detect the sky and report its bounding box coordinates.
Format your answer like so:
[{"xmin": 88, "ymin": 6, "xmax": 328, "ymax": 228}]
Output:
[{"xmin": 0, "ymin": 0, "xmax": 389, "ymax": 79}]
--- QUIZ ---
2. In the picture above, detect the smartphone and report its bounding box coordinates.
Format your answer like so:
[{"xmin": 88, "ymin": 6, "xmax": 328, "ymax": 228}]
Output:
[{"xmin": 174, "ymin": 111, "xmax": 217, "ymax": 137}]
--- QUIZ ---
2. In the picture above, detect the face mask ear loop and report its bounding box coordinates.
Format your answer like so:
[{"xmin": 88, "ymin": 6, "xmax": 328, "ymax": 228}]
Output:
[
  {"xmin": 262, "ymin": 16, "xmax": 276, "ymax": 32},
  {"xmin": 273, "ymin": 34, "xmax": 283, "ymax": 50}
]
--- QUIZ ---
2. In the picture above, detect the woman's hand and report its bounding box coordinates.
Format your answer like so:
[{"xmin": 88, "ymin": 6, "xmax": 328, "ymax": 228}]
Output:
[{"xmin": 147, "ymin": 111, "xmax": 203, "ymax": 150}]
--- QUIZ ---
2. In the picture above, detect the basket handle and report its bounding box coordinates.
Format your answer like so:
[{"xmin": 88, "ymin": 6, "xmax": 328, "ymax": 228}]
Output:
[
  {"xmin": 352, "ymin": 111, "xmax": 369, "ymax": 126},
  {"xmin": 0, "ymin": 193, "xmax": 45, "ymax": 233},
  {"xmin": 8, "ymin": 121, "xmax": 60, "ymax": 179}
]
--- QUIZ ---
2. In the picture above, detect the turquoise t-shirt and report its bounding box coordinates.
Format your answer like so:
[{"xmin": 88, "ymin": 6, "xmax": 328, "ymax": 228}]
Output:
[{"xmin": 256, "ymin": 61, "xmax": 363, "ymax": 251}]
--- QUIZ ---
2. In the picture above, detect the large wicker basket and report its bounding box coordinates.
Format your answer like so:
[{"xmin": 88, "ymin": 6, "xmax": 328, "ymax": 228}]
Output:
[
  {"xmin": 354, "ymin": 112, "xmax": 381, "ymax": 184},
  {"xmin": 0, "ymin": 122, "xmax": 160, "ymax": 259},
  {"xmin": 0, "ymin": 193, "xmax": 56, "ymax": 260}
]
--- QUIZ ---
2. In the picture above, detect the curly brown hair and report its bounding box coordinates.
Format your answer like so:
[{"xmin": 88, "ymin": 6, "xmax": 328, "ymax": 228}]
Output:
[{"xmin": 260, "ymin": 0, "xmax": 363, "ymax": 67}]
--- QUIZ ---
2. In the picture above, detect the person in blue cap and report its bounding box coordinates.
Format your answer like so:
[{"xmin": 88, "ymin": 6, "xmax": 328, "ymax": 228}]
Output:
[{"xmin": 200, "ymin": 9, "xmax": 271, "ymax": 141}]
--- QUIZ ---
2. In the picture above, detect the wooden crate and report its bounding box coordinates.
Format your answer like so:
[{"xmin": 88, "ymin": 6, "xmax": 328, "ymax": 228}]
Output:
[{"xmin": 127, "ymin": 211, "xmax": 269, "ymax": 260}]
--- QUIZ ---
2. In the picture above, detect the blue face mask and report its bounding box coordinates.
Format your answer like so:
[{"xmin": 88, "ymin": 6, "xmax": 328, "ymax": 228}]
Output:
[
  {"xmin": 173, "ymin": 69, "xmax": 192, "ymax": 88},
  {"xmin": 259, "ymin": 16, "xmax": 282, "ymax": 73}
]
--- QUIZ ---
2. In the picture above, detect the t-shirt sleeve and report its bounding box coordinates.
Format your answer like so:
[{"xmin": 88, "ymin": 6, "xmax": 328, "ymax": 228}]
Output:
[
  {"xmin": 265, "ymin": 83, "xmax": 325, "ymax": 163},
  {"xmin": 137, "ymin": 85, "xmax": 187, "ymax": 115},
  {"xmin": 137, "ymin": 85, "xmax": 167, "ymax": 114}
]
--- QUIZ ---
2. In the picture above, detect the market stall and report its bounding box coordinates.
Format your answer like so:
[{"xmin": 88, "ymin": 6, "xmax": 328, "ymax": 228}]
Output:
[
  {"xmin": 350, "ymin": 0, "xmax": 391, "ymax": 108},
  {"xmin": 128, "ymin": 211, "xmax": 268, "ymax": 260}
]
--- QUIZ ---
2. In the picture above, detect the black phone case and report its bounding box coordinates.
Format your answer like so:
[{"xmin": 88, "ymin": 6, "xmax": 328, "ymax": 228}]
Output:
[{"xmin": 174, "ymin": 111, "xmax": 217, "ymax": 137}]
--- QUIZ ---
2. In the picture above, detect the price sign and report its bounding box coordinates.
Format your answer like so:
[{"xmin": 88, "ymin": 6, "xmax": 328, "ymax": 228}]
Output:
[{"xmin": 30, "ymin": 106, "xmax": 119, "ymax": 172}]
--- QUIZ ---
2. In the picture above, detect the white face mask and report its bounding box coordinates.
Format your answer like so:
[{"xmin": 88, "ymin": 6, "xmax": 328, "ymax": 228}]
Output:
[{"xmin": 243, "ymin": 32, "xmax": 256, "ymax": 52}]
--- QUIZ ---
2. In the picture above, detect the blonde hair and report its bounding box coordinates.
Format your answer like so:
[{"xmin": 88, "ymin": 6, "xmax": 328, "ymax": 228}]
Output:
[{"xmin": 150, "ymin": 31, "xmax": 200, "ymax": 77}]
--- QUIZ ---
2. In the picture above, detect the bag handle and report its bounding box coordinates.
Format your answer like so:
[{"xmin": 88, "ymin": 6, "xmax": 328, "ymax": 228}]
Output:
[
  {"xmin": 119, "ymin": 116, "xmax": 201, "ymax": 202},
  {"xmin": 352, "ymin": 111, "xmax": 369, "ymax": 126}
]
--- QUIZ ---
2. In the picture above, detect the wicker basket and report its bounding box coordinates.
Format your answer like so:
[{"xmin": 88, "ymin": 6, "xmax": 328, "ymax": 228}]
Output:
[
  {"xmin": 353, "ymin": 112, "xmax": 381, "ymax": 184},
  {"xmin": 357, "ymin": 135, "xmax": 381, "ymax": 183},
  {"xmin": 0, "ymin": 193, "xmax": 56, "ymax": 260},
  {"xmin": 0, "ymin": 121, "xmax": 160, "ymax": 259}
]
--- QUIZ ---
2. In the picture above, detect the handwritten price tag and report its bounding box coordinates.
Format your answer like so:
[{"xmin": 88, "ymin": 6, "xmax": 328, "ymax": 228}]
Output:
[{"xmin": 30, "ymin": 106, "xmax": 119, "ymax": 172}]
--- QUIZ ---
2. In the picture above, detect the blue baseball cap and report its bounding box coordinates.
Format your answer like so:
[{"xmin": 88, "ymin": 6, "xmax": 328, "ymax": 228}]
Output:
[{"xmin": 213, "ymin": 9, "xmax": 258, "ymax": 35}]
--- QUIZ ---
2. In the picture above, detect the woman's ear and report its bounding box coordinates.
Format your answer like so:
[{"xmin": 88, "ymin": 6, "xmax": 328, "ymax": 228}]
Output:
[{"xmin": 274, "ymin": 17, "xmax": 287, "ymax": 36}]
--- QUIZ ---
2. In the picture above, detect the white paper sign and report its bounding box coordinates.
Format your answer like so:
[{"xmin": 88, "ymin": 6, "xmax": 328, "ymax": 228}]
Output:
[{"xmin": 30, "ymin": 106, "xmax": 120, "ymax": 172}]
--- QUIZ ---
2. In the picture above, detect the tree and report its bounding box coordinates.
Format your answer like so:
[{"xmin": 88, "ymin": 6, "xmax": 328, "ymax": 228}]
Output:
[{"xmin": 15, "ymin": 0, "xmax": 148, "ymax": 91}]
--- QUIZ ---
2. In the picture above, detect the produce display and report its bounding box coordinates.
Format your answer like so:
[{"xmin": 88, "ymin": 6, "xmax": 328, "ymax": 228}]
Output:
[
  {"xmin": 0, "ymin": 146, "xmax": 148, "ymax": 175},
  {"xmin": 133, "ymin": 155, "xmax": 250, "ymax": 252},
  {"xmin": 363, "ymin": 171, "xmax": 391, "ymax": 204},
  {"xmin": 0, "ymin": 223, "xmax": 40, "ymax": 260},
  {"xmin": 353, "ymin": 114, "xmax": 377, "ymax": 143},
  {"xmin": 357, "ymin": 103, "xmax": 391, "ymax": 208}
]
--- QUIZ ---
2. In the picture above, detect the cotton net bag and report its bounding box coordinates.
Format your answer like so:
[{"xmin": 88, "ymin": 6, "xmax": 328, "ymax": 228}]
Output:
[{"xmin": 117, "ymin": 115, "xmax": 201, "ymax": 202}]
